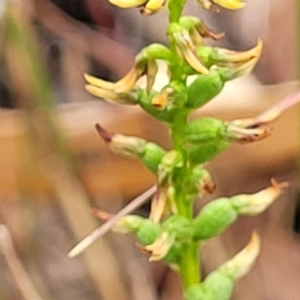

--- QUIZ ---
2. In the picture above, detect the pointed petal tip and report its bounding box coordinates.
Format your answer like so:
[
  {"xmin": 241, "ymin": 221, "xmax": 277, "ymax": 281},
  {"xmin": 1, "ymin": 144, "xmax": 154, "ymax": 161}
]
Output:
[{"xmin": 95, "ymin": 123, "xmax": 113, "ymax": 142}]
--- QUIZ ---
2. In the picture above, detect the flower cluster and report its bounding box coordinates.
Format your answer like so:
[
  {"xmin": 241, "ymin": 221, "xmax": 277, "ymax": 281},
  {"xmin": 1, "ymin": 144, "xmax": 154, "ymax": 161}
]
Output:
[{"xmin": 68, "ymin": 0, "xmax": 295, "ymax": 299}]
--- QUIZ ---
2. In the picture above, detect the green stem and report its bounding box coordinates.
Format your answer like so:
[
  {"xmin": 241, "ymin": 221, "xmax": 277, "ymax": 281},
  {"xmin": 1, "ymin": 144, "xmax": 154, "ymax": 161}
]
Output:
[
  {"xmin": 167, "ymin": 0, "xmax": 201, "ymax": 289},
  {"xmin": 168, "ymin": 0, "xmax": 187, "ymax": 23},
  {"xmin": 171, "ymin": 112, "xmax": 201, "ymax": 286},
  {"xmin": 180, "ymin": 242, "xmax": 200, "ymax": 288}
]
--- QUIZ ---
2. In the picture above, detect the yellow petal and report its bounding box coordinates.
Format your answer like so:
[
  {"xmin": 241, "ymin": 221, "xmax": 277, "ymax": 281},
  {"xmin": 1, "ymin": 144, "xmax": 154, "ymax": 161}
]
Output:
[
  {"xmin": 109, "ymin": 0, "xmax": 147, "ymax": 8},
  {"xmin": 114, "ymin": 67, "xmax": 141, "ymax": 93},
  {"xmin": 142, "ymin": 0, "xmax": 166, "ymax": 15},
  {"xmin": 151, "ymin": 90, "xmax": 168, "ymax": 109},
  {"xmin": 84, "ymin": 73, "xmax": 115, "ymax": 90},
  {"xmin": 213, "ymin": 0, "xmax": 245, "ymax": 10},
  {"xmin": 220, "ymin": 39, "xmax": 263, "ymax": 63},
  {"xmin": 177, "ymin": 33, "xmax": 209, "ymax": 74},
  {"xmin": 85, "ymin": 84, "xmax": 118, "ymax": 101}
]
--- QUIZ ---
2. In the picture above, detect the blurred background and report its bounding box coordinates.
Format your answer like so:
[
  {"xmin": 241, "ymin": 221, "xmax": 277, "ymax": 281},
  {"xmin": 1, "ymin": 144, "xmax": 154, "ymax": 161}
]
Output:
[{"xmin": 0, "ymin": 0, "xmax": 299, "ymax": 299}]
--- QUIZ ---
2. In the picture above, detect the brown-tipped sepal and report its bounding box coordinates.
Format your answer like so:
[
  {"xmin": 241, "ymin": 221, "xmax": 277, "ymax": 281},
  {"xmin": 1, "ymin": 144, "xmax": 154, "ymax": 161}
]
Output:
[
  {"xmin": 95, "ymin": 124, "xmax": 166, "ymax": 173},
  {"xmin": 230, "ymin": 179, "xmax": 288, "ymax": 215}
]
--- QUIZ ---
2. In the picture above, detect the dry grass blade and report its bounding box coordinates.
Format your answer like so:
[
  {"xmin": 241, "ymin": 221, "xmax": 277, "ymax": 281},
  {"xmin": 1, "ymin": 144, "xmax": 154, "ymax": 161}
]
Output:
[
  {"xmin": 0, "ymin": 224, "xmax": 44, "ymax": 300},
  {"xmin": 68, "ymin": 185, "xmax": 156, "ymax": 257}
]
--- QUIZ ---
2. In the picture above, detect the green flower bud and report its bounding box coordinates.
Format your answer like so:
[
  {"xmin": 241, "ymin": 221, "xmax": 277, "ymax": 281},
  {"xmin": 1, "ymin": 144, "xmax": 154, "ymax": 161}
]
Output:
[
  {"xmin": 203, "ymin": 272, "xmax": 233, "ymax": 300},
  {"xmin": 136, "ymin": 219, "xmax": 161, "ymax": 246},
  {"xmin": 162, "ymin": 243, "xmax": 183, "ymax": 268},
  {"xmin": 142, "ymin": 142, "xmax": 167, "ymax": 173},
  {"xmin": 138, "ymin": 43, "xmax": 172, "ymax": 61},
  {"xmin": 186, "ymin": 71, "xmax": 225, "ymax": 109},
  {"xmin": 184, "ymin": 284, "xmax": 213, "ymax": 300},
  {"xmin": 114, "ymin": 215, "xmax": 146, "ymax": 233},
  {"xmin": 162, "ymin": 215, "xmax": 194, "ymax": 243},
  {"xmin": 188, "ymin": 140, "xmax": 229, "ymax": 164},
  {"xmin": 193, "ymin": 199, "xmax": 237, "ymax": 240},
  {"xmin": 185, "ymin": 118, "xmax": 224, "ymax": 143}
]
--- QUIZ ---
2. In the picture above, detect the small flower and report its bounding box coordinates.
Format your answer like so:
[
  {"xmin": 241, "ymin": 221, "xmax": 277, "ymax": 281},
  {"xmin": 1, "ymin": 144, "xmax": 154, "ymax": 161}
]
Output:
[
  {"xmin": 140, "ymin": 0, "xmax": 167, "ymax": 15},
  {"xmin": 179, "ymin": 16, "xmax": 224, "ymax": 45},
  {"xmin": 224, "ymin": 123, "xmax": 271, "ymax": 143},
  {"xmin": 197, "ymin": 39, "xmax": 263, "ymax": 68},
  {"xmin": 84, "ymin": 64, "xmax": 145, "ymax": 104},
  {"xmin": 108, "ymin": 0, "xmax": 166, "ymax": 14},
  {"xmin": 144, "ymin": 231, "xmax": 175, "ymax": 261},
  {"xmin": 218, "ymin": 232, "xmax": 260, "ymax": 280},
  {"xmin": 95, "ymin": 123, "xmax": 147, "ymax": 156},
  {"xmin": 214, "ymin": 0, "xmax": 245, "ymax": 9},
  {"xmin": 151, "ymin": 88, "xmax": 170, "ymax": 109},
  {"xmin": 108, "ymin": 0, "xmax": 147, "ymax": 8},
  {"xmin": 197, "ymin": 0, "xmax": 245, "ymax": 11},
  {"xmin": 168, "ymin": 24, "xmax": 209, "ymax": 74},
  {"xmin": 150, "ymin": 186, "xmax": 177, "ymax": 223},
  {"xmin": 230, "ymin": 179, "xmax": 288, "ymax": 215},
  {"xmin": 95, "ymin": 123, "xmax": 166, "ymax": 173}
]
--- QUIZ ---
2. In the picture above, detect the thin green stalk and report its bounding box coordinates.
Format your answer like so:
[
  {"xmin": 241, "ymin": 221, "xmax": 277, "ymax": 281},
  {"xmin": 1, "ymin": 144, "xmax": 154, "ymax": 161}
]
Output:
[
  {"xmin": 180, "ymin": 242, "xmax": 200, "ymax": 288},
  {"xmin": 166, "ymin": 1, "xmax": 202, "ymax": 287},
  {"xmin": 168, "ymin": 0, "xmax": 187, "ymax": 23}
]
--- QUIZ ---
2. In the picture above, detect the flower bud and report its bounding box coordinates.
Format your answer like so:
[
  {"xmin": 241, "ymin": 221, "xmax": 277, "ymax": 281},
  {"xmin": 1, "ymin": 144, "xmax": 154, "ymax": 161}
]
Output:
[
  {"xmin": 95, "ymin": 124, "xmax": 166, "ymax": 173},
  {"xmin": 193, "ymin": 198, "xmax": 237, "ymax": 240},
  {"xmin": 186, "ymin": 70, "xmax": 225, "ymax": 109},
  {"xmin": 188, "ymin": 140, "xmax": 229, "ymax": 165},
  {"xmin": 136, "ymin": 219, "xmax": 161, "ymax": 246},
  {"xmin": 162, "ymin": 215, "xmax": 194, "ymax": 243},
  {"xmin": 203, "ymin": 272, "xmax": 233, "ymax": 300},
  {"xmin": 185, "ymin": 118, "xmax": 224, "ymax": 143},
  {"xmin": 114, "ymin": 215, "xmax": 147, "ymax": 233},
  {"xmin": 184, "ymin": 283, "xmax": 211, "ymax": 300}
]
